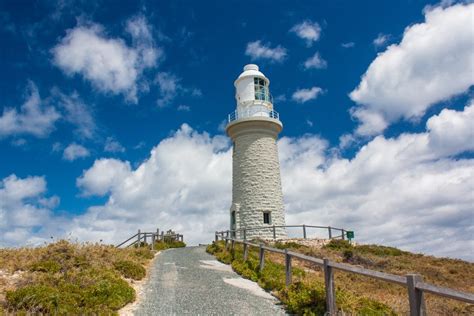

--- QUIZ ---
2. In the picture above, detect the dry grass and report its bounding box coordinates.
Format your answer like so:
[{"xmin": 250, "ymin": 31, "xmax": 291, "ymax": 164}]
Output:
[
  {"xmin": 267, "ymin": 240, "xmax": 474, "ymax": 315},
  {"xmin": 0, "ymin": 240, "xmax": 168, "ymax": 314}
]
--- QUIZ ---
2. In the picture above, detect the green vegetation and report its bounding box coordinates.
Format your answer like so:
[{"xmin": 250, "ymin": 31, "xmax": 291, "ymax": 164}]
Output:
[
  {"xmin": 154, "ymin": 240, "xmax": 186, "ymax": 251},
  {"xmin": 208, "ymin": 239, "xmax": 474, "ymax": 315},
  {"xmin": 207, "ymin": 241, "xmax": 395, "ymax": 315},
  {"xmin": 0, "ymin": 238, "xmax": 186, "ymax": 314}
]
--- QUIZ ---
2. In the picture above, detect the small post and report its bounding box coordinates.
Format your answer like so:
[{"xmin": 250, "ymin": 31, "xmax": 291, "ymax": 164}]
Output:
[
  {"xmin": 324, "ymin": 258, "xmax": 336, "ymax": 315},
  {"xmin": 259, "ymin": 244, "xmax": 265, "ymax": 272},
  {"xmin": 273, "ymin": 225, "xmax": 276, "ymax": 239},
  {"xmin": 243, "ymin": 243, "xmax": 248, "ymax": 261},
  {"xmin": 144, "ymin": 233, "xmax": 147, "ymax": 245},
  {"xmin": 407, "ymin": 274, "xmax": 426, "ymax": 316},
  {"xmin": 231, "ymin": 239, "xmax": 235, "ymax": 251},
  {"xmin": 243, "ymin": 229, "xmax": 247, "ymax": 241},
  {"xmin": 215, "ymin": 232, "xmax": 218, "ymax": 242},
  {"xmin": 328, "ymin": 226, "xmax": 332, "ymax": 239},
  {"xmin": 151, "ymin": 233, "xmax": 155, "ymax": 250},
  {"xmin": 303, "ymin": 225, "xmax": 307, "ymax": 239},
  {"xmin": 341, "ymin": 229, "xmax": 345, "ymax": 240},
  {"xmin": 136, "ymin": 229, "xmax": 141, "ymax": 248},
  {"xmin": 285, "ymin": 249, "xmax": 292, "ymax": 286},
  {"xmin": 161, "ymin": 231, "xmax": 164, "ymax": 242}
]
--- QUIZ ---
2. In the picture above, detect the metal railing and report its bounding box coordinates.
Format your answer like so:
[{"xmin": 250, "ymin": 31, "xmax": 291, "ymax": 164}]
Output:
[
  {"xmin": 214, "ymin": 234, "xmax": 474, "ymax": 316},
  {"xmin": 116, "ymin": 228, "xmax": 184, "ymax": 250},
  {"xmin": 216, "ymin": 224, "xmax": 347, "ymax": 241},
  {"xmin": 227, "ymin": 106, "xmax": 279, "ymax": 123}
]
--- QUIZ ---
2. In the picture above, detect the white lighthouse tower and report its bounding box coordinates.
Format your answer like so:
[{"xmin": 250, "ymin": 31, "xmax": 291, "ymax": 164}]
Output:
[{"xmin": 226, "ymin": 64, "xmax": 286, "ymax": 240}]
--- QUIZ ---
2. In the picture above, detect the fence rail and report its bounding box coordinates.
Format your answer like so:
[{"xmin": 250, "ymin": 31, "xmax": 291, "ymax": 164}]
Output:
[
  {"xmin": 116, "ymin": 228, "xmax": 184, "ymax": 250},
  {"xmin": 215, "ymin": 233, "xmax": 474, "ymax": 316},
  {"xmin": 216, "ymin": 224, "xmax": 348, "ymax": 241}
]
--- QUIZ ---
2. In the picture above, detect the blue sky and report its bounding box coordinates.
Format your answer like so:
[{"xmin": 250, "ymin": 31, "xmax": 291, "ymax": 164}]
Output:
[{"xmin": 1, "ymin": 0, "xmax": 473, "ymax": 259}]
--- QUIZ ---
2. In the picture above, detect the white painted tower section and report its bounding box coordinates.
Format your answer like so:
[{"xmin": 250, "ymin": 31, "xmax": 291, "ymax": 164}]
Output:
[{"xmin": 226, "ymin": 64, "xmax": 286, "ymax": 240}]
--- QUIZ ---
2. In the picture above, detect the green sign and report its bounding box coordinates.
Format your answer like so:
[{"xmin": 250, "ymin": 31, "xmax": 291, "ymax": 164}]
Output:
[{"xmin": 346, "ymin": 231, "xmax": 355, "ymax": 240}]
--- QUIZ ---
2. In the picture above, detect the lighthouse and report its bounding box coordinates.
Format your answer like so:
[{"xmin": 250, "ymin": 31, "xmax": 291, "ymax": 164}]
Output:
[{"xmin": 226, "ymin": 64, "xmax": 286, "ymax": 240}]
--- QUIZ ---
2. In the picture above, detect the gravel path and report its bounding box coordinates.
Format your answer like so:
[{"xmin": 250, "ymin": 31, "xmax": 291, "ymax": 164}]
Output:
[{"xmin": 134, "ymin": 246, "xmax": 286, "ymax": 315}]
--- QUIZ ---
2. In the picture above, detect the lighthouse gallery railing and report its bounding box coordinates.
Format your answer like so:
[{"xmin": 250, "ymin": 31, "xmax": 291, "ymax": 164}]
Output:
[{"xmin": 228, "ymin": 106, "xmax": 279, "ymax": 123}]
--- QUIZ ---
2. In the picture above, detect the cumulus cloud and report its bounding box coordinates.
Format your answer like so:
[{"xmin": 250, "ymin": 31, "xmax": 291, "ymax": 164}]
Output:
[
  {"xmin": 155, "ymin": 72, "xmax": 180, "ymax": 107},
  {"xmin": 0, "ymin": 174, "xmax": 62, "ymax": 246},
  {"xmin": 292, "ymin": 87, "xmax": 324, "ymax": 103},
  {"xmin": 290, "ymin": 20, "xmax": 321, "ymax": 46},
  {"xmin": 350, "ymin": 3, "xmax": 474, "ymax": 135},
  {"xmin": 245, "ymin": 41, "xmax": 287, "ymax": 63},
  {"xmin": 3, "ymin": 105, "xmax": 473, "ymax": 259},
  {"xmin": 63, "ymin": 143, "xmax": 90, "ymax": 161},
  {"xmin": 53, "ymin": 16, "xmax": 161, "ymax": 103},
  {"xmin": 303, "ymin": 52, "xmax": 327, "ymax": 69},
  {"xmin": 0, "ymin": 82, "xmax": 60, "ymax": 138}
]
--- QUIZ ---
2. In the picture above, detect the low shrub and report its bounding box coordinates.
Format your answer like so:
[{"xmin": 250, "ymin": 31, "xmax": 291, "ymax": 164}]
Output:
[
  {"xmin": 355, "ymin": 244, "xmax": 404, "ymax": 257},
  {"xmin": 323, "ymin": 239, "xmax": 352, "ymax": 251},
  {"xmin": 154, "ymin": 240, "xmax": 187, "ymax": 251},
  {"xmin": 29, "ymin": 260, "xmax": 61, "ymax": 273},
  {"xmin": 113, "ymin": 260, "xmax": 146, "ymax": 280}
]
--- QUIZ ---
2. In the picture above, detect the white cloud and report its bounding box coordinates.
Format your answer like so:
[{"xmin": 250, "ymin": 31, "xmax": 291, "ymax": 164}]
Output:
[
  {"xmin": 341, "ymin": 42, "xmax": 355, "ymax": 48},
  {"xmin": 63, "ymin": 143, "xmax": 90, "ymax": 161},
  {"xmin": 52, "ymin": 88, "xmax": 96, "ymax": 139},
  {"xmin": 245, "ymin": 41, "xmax": 287, "ymax": 62},
  {"xmin": 373, "ymin": 33, "xmax": 390, "ymax": 47},
  {"xmin": 177, "ymin": 104, "xmax": 190, "ymax": 112},
  {"xmin": 290, "ymin": 20, "xmax": 321, "ymax": 46},
  {"xmin": 3, "ymin": 105, "xmax": 473, "ymax": 260},
  {"xmin": 304, "ymin": 52, "xmax": 327, "ymax": 69},
  {"xmin": 0, "ymin": 174, "xmax": 63, "ymax": 246},
  {"xmin": 350, "ymin": 3, "xmax": 474, "ymax": 135},
  {"xmin": 155, "ymin": 72, "xmax": 180, "ymax": 107},
  {"xmin": 292, "ymin": 87, "xmax": 324, "ymax": 103},
  {"xmin": 53, "ymin": 17, "xmax": 161, "ymax": 103},
  {"xmin": 104, "ymin": 137, "xmax": 125, "ymax": 153},
  {"xmin": 0, "ymin": 82, "xmax": 60, "ymax": 138},
  {"xmin": 76, "ymin": 158, "xmax": 132, "ymax": 196}
]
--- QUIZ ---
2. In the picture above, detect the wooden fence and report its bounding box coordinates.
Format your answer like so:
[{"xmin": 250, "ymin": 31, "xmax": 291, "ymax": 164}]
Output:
[
  {"xmin": 215, "ymin": 232, "xmax": 474, "ymax": 316},
  {"xmin": 116, "ymin": 228, "xmax": 184, "ymax": 250},
  {"xmin": 217, "ymin": 224, "xmax": 349, "ymax": 241}
]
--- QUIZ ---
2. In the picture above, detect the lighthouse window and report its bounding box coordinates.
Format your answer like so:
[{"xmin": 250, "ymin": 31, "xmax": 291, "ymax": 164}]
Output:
[
  {"xmin": 263, "ymin": 212, "xmax": 271, "ymax": 224},
  {"xmin": 254, "ymin": 77, "xmax": 270, "ymax": 102}
]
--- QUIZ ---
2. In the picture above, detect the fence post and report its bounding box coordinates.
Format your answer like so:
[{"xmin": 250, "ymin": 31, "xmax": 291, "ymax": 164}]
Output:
[
  {"xmin": 273, "ymin": 225, "xmax": 276, "ymax": 239},
  {"xmin": 285, "ymin": 249, "xmax": 292, "ymax": 286},
  {"xmin": 243, "ymin": 243, "xmax": 248, "ymax": 261},
  {"xmin": 151, "ymin": 233, "xmax": 155, "ymax": 250},
  {"xmin": 341, "ymin": 229, "xmax": 345, "ymax": 240},
  {"xmin": 328, "ymin": 226, "xmax": 332, "ymax": 239},
  {"xmin": 243, "ymin": 229, "xmax": 247, "ymax": 241},
  {"xmin": 215, "ymin": 232, "xmax": 218, "ymax": 242},
  {"xmin": 136, "ymin": 229, "xmax": 141, "ymax": 248},
  {"xmin": 303, "ymin": 224, "xmax": 307, "ymax": 239},
  {"xmin": 407, "ymin": 274, "xmax": 426, "ymax": 316},
  {"xmin": 161, "ymin": 231, "xmax": 164, "ymax": 242},
  {"xmin": 144, "ymin": 233, "xmax": 147, "ymax": 245},
  {"xmin": 324, "ymin": 258, "xmax": 336, "ymax": 315},
  {"xmin": 259, "ymin": 244, "xmax": 265, "ymax": 272},
  {"xmin": 231, "ymin": 239, "xmax": 235, "ymax": 251}
]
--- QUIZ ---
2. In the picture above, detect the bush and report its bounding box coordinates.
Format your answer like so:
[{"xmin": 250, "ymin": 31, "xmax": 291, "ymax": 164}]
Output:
[
  {"xmin": 154, "ymin": 240, "xmax": 187, "ymax": 251},
  {"xmin": 6, "ymin": 270, "xmax": 135, "ymax": 314},
  {"xmin": 132, "ymin": 247, "xmax": 154, "ymax": 260},
  {"xmin": 29, "ymin": 260, "xmax": 61, "ymax": 273},
  {"xmin": 113, "ymin": 260, "xmax": 146, "ymax": 280},
  {"xmin": 355, "ymin": 245, "xmax": 404, "ymax": 257},
  {"xmin": 323, "ymin": 239, "xmax": 352, "ymax": 251}
]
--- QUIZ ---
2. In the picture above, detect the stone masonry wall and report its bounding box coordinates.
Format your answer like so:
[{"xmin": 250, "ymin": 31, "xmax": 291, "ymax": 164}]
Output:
[{"xmin": 230, "ymin": 123, "xmax": 286, "ymax": 239}]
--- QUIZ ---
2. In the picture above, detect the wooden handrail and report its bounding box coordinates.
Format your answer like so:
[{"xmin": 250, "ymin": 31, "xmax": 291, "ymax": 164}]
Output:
[{"xmin": 216, "ymin": 234, "xmax": 474, "ymax": 315}]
